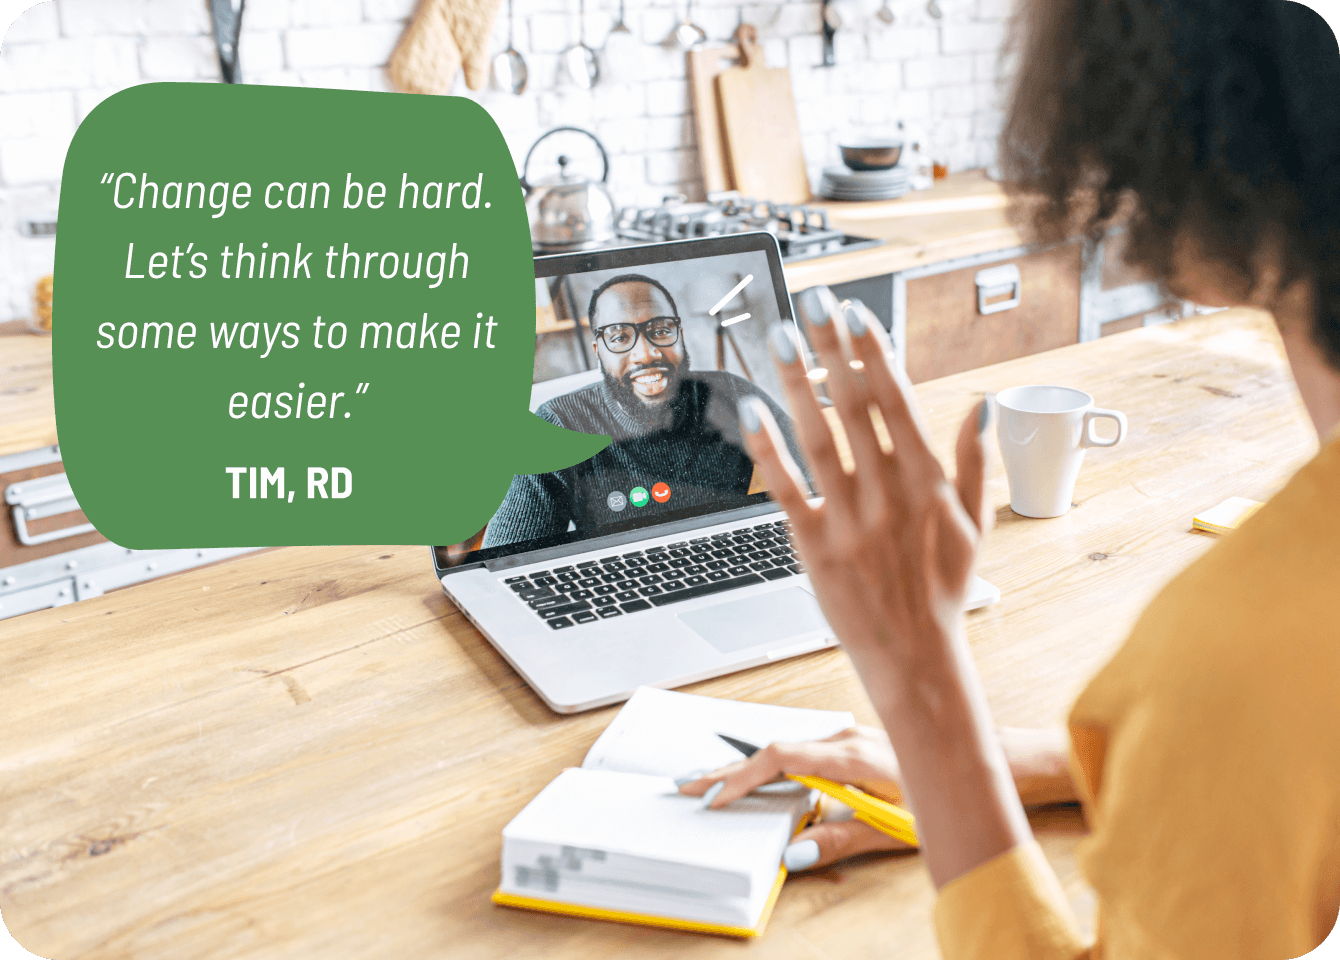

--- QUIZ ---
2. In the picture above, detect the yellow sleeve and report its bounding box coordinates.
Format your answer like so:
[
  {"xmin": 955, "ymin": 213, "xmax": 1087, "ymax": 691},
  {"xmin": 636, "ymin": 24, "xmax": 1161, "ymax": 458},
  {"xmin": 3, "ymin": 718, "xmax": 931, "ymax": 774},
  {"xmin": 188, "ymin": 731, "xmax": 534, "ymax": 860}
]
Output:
[
  {"xmin": 934, "ymin": 842, "xmax": 1088, "ymax": 960},
  {"xmin": 936, "ymin": 437, "xmax": 1340, "ymax": 960}
]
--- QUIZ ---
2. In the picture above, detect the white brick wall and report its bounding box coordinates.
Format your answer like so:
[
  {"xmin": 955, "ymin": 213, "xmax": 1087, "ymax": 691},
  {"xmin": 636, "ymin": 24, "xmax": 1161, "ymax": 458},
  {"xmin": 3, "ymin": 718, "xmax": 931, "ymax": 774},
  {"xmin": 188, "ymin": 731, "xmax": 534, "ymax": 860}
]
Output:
[
  {"xmin": 904, "ymin": 53, "xmax": 975, "ymax": 89},
  {"xmin": 940, "ymin": 21, "xmax": 1006, "ymax": 54},
  {"xmin": 3, "ymin": 1, "xmax": 58, "ymax": 41},
  {"xmin": 0, "ymin": 0, "xmax": 1018, "ymax": 320}
]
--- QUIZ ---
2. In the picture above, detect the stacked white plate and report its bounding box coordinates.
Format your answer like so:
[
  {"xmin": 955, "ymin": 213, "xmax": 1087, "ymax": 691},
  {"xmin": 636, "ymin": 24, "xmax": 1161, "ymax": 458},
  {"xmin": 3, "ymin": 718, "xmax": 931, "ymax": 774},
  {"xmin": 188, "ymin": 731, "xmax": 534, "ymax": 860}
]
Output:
[{"xmin": 818, "ymin": 165, "xmax": 910, "ymax": 201}]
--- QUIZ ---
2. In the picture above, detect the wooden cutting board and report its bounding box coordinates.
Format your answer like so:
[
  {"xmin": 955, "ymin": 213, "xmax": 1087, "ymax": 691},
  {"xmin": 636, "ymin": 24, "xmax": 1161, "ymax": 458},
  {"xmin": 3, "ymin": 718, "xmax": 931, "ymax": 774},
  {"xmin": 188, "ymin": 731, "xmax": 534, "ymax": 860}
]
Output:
[
  {"xmin": 715, "ymin": 24, "xmax": 811, "ymax": 203},
  {"xmin": 687, "ymin": 44, "xmax": 739, "ymax": 194}
]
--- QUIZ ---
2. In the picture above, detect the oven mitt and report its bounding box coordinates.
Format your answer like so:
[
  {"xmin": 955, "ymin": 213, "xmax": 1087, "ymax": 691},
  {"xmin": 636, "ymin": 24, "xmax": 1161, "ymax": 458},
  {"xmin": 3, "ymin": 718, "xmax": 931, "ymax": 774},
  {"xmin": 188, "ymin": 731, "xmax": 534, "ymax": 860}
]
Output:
[{"xmin": 389, "ymin": 0, "xmax": 505, "ymax": 94}]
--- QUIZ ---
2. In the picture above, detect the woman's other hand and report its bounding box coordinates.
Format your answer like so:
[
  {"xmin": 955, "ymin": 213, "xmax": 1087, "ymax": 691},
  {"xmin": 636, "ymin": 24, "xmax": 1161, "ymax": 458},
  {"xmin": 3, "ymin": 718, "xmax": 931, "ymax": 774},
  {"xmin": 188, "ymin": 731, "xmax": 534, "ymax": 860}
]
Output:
[
  {"xmin": 676, "ymin": 726, "xmax": 1077, "ymax": 872},
  {"xmin": 677, "ymin": 727, "xmax": 913, "ymax": 872}
]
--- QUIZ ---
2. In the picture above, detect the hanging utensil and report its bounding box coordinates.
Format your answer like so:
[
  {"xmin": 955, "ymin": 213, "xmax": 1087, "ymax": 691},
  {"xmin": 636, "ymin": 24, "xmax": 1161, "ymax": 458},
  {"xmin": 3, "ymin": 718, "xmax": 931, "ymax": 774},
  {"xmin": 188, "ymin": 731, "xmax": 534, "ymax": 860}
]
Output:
[
  {"xmin": 602, "ymin": 0, "xmax": 639, "ymax": 83},
  {"xmin": 926, "ymin": 0, "xmax": 943, "ymax": 18},
  {"xmin": 207, "ymin": 0, "xmax": 245, "ymax": 84},
  {"xmin": 564, "ymin": 0, "xmax": 601, "ymax": 88},
  {"xmin": 820, "ymin": 0, "xmax": 838, "ymax": 65},
  {"xmin": 876, "ymin": 0, "xmax": 896, "ymax": 25},
  {"xmin": 671, "ymin": 0, "xmax": 708, "ymax": 48},
  {"xmin": 491, "ymin": 0, "xmax": 529, "ymax": 94}
]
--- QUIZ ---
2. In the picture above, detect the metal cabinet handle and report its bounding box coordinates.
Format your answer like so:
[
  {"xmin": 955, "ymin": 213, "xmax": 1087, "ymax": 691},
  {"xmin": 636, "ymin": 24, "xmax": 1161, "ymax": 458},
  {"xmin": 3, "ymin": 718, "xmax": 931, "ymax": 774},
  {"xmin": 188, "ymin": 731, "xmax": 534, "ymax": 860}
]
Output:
[
  {"xmin": 6, "ymin": 473, "xmax": 96, "ymax": 546},
  {"xmin": 975, "ymin": 263, "xmax": 1022, "ymax": 315}
]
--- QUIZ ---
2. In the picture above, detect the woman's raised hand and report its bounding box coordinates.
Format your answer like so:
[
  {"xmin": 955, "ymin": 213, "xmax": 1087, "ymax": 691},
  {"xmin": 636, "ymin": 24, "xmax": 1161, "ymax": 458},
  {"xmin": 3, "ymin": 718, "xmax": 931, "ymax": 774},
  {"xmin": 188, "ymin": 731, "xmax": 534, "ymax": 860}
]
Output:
[{"xmin": 737, "ymin": 287, "xmax": 992, "ymax": 691}]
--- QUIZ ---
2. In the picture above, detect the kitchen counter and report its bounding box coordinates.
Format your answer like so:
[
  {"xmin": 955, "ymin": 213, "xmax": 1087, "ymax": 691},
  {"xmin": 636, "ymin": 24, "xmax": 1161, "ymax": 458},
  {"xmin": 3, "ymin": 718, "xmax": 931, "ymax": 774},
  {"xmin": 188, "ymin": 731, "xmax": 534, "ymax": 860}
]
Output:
[
  {"xmin": 0, "ymin": 332, "xmax": 57, "ymax": 459},
  {"xmin": 783, "ymin": 171, "xmax": 1020, "ymax": 290},
  {"xmin": 0, "ymin": 307, "xmax": 1313, "ymax": 960},
  {"xmin": 0, "ymin": 331, "xmax": 256, "ymax": 617}
]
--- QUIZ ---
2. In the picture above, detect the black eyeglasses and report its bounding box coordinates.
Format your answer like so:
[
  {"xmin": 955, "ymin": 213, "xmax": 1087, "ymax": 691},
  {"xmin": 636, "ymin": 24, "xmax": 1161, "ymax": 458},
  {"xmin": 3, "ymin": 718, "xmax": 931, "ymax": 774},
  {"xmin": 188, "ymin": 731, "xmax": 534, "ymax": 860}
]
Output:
[{"xmin": 593, "ymin": 317, "xmax": 682, "ymax": 354}]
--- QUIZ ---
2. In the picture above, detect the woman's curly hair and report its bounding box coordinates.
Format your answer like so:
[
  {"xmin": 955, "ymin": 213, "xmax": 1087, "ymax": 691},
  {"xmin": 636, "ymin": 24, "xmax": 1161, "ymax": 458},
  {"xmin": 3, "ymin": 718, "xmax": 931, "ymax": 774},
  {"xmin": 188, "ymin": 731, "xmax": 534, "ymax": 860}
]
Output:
[{"xmin": 1000, "ymin": 0, "xmax": 1340, "ymax": 364}]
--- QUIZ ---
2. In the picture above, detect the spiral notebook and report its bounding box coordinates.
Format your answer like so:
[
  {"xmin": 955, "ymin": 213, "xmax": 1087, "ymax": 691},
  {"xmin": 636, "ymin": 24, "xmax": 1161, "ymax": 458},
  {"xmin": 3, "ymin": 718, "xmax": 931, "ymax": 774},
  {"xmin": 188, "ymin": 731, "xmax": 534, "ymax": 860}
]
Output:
[{"xmin": 493, "ymin": 687, "xmax": 855, "ymax": 936}]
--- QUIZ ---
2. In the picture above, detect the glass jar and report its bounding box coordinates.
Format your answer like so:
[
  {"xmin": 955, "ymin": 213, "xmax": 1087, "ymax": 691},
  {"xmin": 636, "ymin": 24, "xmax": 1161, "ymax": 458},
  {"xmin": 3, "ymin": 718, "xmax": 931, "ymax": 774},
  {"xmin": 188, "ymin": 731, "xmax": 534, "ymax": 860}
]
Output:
[{"xmin": 29, "ymin": 274, "xmax": 53, "ymax": 335}]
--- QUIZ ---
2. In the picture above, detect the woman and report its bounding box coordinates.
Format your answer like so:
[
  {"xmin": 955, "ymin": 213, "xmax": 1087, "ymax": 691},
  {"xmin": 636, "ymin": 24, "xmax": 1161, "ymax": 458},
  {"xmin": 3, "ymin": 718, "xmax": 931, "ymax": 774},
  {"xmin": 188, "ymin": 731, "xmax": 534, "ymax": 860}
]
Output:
[{"xmin": 678, "ymin": 1, "xmax": 1340, "ymax": 956}]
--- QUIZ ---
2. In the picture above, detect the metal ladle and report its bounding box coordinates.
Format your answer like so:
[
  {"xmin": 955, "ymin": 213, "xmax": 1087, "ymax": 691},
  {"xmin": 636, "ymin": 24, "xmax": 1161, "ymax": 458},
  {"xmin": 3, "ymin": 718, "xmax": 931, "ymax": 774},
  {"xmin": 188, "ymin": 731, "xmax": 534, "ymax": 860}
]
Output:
[
  {"xmin": 926, "ymin": 0, "xmax": 942, "ymax": 18},
  {"xmin": 563, "ymin": 0, "xmax": 601, "ymax": 88},
  {"xmin": 672, "ymin": 0, "xmax": 707, "ymax": 47},
  {"xmin": 602, "ymin": 0, "xmax": 637, "ymax": 82},
  {"xmin": 876, "ymin": 0, "xmax": 896, "ymax": 25},
  {"xmin": 491, "ymin": 0, "xmax": 528, "ymax": 94},
  {"xmin": 208, "ymin": 0, "xmax": 245, "ymax": 84}
]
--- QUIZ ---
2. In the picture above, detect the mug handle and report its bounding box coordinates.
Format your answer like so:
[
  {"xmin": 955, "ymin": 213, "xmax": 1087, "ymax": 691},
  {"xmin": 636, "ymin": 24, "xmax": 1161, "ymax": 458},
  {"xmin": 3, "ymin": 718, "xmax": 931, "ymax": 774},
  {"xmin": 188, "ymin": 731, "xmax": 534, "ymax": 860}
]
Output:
[{"xmin": 1082, "ymin": 408, "xmax": 1127, "ymax": 448}]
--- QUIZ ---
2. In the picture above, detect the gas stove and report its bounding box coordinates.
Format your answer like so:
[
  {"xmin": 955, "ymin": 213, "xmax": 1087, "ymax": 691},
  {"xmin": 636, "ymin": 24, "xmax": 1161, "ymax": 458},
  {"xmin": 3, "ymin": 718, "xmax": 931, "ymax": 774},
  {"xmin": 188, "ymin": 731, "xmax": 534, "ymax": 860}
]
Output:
[
  {"xmin": 532, "ymin": 194, "xmax": 885, "ymax": 263},
  {"xmin": 619, "ymin": 194, "xmax": 884, "ymax": 263}
]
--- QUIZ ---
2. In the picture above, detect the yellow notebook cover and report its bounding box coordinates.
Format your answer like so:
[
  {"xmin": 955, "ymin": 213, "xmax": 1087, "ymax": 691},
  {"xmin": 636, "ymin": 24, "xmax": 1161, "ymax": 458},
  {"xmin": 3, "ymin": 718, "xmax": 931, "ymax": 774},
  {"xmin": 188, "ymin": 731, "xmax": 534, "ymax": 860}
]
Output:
[
  {"xmin": 492, "ymin": 690, "xmax": 858, "ymax": 939},
  {"xmin": 492, "ymin": 810, "xmax": 812, "ymax": 938},
  {"xmin": 491, "ymin": 860, "xmax": 790, "ymax": 939}
]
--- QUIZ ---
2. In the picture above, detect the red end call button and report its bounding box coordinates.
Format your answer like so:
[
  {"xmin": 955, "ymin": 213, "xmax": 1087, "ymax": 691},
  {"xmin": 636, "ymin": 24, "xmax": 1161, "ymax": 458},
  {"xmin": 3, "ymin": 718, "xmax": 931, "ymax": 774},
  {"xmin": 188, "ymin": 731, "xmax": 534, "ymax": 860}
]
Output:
[{"xmin": 651, "ymin": 482, "xmax": 671, "ymax": 503}]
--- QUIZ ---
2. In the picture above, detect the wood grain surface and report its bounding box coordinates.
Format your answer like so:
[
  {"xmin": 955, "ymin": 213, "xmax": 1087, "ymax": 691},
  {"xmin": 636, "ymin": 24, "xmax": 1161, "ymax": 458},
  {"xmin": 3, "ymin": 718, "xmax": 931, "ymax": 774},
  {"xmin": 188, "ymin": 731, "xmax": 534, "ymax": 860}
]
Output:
[
  {"xmin": 687, "ymin": 44, "xmax": 739, "ymax": 195},
  {"xmin": 0, "ymin": 308, "xmax": 1316, "ymax": 960},
  {"xmin": 715, "ymin": 26, "xmax": 811, "ymax": 205},
  {"xmin": 0, "ymin": 332, "xmax": 57, "ymax": 458}
]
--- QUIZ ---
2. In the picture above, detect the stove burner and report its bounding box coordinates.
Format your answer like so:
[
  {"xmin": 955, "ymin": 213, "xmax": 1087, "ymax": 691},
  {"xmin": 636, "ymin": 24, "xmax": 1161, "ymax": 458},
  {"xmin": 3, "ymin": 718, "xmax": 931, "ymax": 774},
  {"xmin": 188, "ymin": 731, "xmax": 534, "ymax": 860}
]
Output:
[{"xmin": 613, "ymin": 193, "xmax": 884, "ymax": 263}]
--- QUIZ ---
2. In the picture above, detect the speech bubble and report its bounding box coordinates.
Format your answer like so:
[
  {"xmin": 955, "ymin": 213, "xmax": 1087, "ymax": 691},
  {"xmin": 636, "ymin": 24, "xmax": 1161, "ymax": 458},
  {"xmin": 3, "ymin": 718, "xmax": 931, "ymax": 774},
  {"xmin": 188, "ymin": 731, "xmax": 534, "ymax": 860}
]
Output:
[{"xmin": 54, "ymin": 83, "xmax": 609, "ymax": 548}]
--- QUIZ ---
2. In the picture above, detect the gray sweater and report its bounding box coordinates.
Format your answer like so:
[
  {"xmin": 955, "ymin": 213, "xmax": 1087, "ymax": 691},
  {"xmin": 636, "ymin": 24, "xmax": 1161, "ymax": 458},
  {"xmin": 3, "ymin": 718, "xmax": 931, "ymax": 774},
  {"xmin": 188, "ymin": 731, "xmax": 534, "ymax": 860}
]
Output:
[{"xmin": 482, "ymin": 371, "xmax": 809, "ymax": 548}]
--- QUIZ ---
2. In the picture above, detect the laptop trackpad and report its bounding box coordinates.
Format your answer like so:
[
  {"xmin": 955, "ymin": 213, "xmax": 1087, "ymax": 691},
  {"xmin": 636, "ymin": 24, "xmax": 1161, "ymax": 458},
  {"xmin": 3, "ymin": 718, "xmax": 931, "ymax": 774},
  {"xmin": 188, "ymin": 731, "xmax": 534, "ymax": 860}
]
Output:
[{"xmin": 677, "ymin": 587, "xmax": 829, "ymax": 654}]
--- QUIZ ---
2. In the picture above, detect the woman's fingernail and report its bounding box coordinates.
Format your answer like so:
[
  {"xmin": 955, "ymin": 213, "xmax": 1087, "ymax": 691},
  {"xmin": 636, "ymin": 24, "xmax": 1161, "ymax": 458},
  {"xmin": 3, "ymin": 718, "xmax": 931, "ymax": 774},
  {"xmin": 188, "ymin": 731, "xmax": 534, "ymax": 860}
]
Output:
[
  {"xmin": 842, "ymin": 301, "xmax": 867, "ymax": 337},
  {"xmin": 738, "ymin": 398, "xmax": 763, "ymax": 434},
  {"xmin": 701, "ymin": 781, "xmax": 726, "ymax": 809},
  {"xmin": 783, "ymin": 839, "xmax": 821, "ymax": 871},
  {"xmin": 673, "ymin": 770, "xmax": 707, "ymax": 788},
  {"xmin": 769, "ymin": 322, "xmax": 798, "ymax": 363},
  {"xmin": 797, "ymin": 287, "xmax": 833, "ymax": 326},
  {"xmin": 979, "ymin": 394, "xmax": 994, "ymax": 434}
]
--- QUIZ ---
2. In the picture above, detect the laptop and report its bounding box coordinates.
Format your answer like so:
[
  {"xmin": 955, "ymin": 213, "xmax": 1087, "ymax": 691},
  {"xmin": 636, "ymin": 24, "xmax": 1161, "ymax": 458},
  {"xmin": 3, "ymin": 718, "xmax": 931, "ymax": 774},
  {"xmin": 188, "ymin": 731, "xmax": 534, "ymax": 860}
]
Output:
[{"xmin": 432, "ymin": 233, "xmax": 999, "ymax": 713}]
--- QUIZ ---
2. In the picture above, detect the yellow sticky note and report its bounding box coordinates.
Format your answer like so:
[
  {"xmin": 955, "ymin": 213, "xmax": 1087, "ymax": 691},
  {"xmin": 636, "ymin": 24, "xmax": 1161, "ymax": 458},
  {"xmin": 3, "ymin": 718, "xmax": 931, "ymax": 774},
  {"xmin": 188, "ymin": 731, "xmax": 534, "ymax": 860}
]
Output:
[{"xmin": 1193, "ymin": 497, "xmax": 1263, "ymax": 535}]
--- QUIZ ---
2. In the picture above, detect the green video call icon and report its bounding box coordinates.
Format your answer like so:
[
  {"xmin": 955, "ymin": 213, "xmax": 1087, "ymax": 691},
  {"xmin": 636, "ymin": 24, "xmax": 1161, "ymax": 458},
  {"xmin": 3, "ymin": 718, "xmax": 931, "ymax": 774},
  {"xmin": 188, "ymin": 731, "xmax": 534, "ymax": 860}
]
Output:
[{"xmin": 629, "ymin": 486, "xmax": 650, "ymax": 508}]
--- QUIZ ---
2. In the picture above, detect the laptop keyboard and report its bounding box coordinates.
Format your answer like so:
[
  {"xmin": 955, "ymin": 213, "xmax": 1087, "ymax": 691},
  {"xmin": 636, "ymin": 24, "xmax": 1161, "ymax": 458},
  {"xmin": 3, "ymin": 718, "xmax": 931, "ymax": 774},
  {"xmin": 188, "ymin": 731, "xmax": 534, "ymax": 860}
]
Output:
[{"xmin": 500, "ymin": 520, "xmax": 804, "ymax": 630}]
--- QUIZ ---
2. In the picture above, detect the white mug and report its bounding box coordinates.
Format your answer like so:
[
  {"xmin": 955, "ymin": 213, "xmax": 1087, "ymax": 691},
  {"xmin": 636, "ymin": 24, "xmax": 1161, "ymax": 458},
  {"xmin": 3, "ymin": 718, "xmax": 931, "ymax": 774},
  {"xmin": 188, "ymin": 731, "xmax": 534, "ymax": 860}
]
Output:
[{"xmin": 994, "ymin": 385, "xmax": 1127, "ymax": 519}]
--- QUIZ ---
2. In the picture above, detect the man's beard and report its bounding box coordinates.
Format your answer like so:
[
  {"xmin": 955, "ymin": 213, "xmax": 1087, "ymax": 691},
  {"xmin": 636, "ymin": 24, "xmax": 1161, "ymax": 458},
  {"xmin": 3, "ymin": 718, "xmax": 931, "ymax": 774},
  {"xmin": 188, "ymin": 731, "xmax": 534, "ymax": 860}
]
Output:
[{"xmin": 601, "ymin": 348, "xmax": 690, "ymax": 429}]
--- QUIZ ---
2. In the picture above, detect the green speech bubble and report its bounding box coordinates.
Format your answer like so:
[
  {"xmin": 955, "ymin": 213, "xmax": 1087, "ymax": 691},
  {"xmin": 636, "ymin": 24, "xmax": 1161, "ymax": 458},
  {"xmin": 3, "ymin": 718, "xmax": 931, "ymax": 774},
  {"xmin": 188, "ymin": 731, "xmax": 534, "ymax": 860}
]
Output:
[{"xmin": 54, "ymin": 83, "xmax": 609, "ymax": 549}]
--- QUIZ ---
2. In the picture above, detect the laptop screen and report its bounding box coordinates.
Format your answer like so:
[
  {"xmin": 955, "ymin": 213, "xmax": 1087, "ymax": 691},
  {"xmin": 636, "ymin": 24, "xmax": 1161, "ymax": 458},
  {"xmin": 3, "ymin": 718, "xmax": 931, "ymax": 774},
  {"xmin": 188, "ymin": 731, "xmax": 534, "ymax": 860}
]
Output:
[{"xmin": 434, "ymin": 234, "xmax": 813, "ymax": 571}]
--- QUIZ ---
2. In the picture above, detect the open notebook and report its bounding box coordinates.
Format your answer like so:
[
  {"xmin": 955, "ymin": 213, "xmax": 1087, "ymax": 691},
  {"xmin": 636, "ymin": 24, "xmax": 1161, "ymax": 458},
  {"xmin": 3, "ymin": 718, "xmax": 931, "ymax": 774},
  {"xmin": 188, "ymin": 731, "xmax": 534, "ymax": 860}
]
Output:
[{"xmin": 494, "ymin": 687, "xmax": 855, "ymax": 936}]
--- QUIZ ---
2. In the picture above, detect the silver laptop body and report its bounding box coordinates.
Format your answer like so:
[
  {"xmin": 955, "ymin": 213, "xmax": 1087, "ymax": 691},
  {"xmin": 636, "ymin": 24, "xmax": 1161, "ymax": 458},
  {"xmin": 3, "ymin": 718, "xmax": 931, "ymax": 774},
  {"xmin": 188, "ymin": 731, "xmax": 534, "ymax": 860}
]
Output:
[{"xmin": 433, "ymin": 235, "xmax": 998, "ymax": 713}]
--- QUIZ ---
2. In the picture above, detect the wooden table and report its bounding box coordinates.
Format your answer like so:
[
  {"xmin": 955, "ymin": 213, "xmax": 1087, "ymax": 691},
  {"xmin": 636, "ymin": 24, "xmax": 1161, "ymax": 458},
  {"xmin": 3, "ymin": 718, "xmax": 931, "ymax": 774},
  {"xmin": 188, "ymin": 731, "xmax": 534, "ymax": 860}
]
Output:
[{"xmin": 0, "ymin": 309, "xmax": 1316, "ymax": 960}]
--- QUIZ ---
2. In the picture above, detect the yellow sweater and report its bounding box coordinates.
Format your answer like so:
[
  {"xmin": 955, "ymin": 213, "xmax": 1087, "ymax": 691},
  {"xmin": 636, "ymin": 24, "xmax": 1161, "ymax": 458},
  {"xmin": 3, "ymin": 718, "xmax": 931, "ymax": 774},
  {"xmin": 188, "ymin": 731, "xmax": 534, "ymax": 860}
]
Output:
[{"xmin": 935, "ymin": 433, "xmax": 1340, "ymax": 959}]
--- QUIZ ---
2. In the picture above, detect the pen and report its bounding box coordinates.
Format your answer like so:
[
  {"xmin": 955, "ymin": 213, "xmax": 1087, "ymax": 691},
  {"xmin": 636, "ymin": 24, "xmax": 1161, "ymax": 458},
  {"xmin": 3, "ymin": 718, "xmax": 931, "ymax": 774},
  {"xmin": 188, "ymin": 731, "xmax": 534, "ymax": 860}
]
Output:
[{"xmin": 716, "ymin": 734, "xmax": 919, "ymax": 848}]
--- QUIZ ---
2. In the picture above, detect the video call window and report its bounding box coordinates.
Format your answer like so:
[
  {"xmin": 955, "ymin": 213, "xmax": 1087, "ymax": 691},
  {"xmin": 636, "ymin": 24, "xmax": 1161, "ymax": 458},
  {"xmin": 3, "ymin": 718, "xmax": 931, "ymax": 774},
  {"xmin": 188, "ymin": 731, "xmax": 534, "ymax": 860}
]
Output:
[{"xmin": 438, "ymin": 245, "xmax": 812, "ymax": 568}]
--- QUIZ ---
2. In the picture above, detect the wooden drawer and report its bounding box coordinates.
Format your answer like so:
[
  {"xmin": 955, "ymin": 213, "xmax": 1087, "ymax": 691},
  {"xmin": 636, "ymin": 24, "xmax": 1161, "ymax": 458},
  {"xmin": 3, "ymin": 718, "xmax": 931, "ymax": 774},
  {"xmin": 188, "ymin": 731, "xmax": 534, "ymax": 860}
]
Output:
[
  {"xmin": 904, "ymin": 242, "xmax": 1082, "ymax": 383},
  {"xmin": 0, "ymin": 446, "xmax": 261, "ymax": 620},
  {"xmin": 1, "ymin": 451, "xmax": 107, "ymax": 571},
  {"xmin": 1086, "ymin": 228, "xmax": 1186, "ymax": 334}
]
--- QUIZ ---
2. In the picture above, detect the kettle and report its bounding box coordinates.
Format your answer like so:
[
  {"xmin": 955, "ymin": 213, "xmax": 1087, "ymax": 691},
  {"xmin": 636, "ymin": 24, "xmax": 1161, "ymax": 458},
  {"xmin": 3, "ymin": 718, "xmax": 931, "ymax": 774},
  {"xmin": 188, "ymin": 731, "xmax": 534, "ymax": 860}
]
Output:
[{"xmin": 522, "ymin": 127, "xmax": 619, "ymax": 250}]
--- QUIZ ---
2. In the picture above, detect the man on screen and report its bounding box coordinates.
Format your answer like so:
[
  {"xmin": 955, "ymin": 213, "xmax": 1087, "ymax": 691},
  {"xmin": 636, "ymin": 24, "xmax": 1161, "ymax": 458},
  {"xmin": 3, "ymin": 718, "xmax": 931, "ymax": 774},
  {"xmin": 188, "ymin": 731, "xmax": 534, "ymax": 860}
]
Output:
[{"xmin": 481, "ymin": 274, "xmax": 809, "ymax": 548}]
